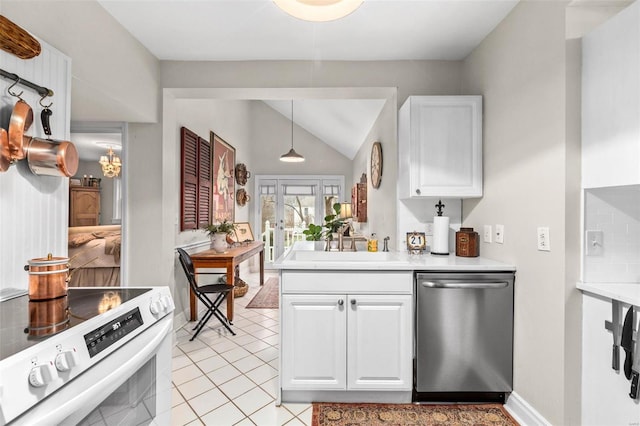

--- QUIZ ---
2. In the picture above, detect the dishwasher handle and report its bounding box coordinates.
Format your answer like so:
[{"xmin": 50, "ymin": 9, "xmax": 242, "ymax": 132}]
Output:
[{"xmin": 419, "ymin": 280, "xmax": 509, "ymax": 289}]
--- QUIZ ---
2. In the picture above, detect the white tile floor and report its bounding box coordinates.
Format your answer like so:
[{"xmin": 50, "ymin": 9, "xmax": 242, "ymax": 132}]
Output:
[{"xmin": 171, "ymin": 271, "xmax": 313, "ymax": 426}]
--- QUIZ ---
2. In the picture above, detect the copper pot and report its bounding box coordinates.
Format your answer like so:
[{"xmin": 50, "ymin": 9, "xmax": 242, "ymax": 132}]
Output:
[
  {"xmin": 0, "ymin": 128, "xmax": 9, "ymax": 172},
  {"xmin": 8, "ymin": 99, "xmax": 33, "ymax": 161},
  {"xmin": 27, "ymin": 296, "xmax": 69, "ymax": 337},
  {"xmin": 25, "ymin": 254, "xmax": 69, "ymax": 300},
  {"xmin": 26, "ymin": 137, "xmax": 78, "ymax": 177}
]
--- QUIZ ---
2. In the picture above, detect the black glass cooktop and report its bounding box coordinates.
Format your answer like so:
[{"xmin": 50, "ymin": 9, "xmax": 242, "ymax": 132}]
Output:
[{"xmin": 0, "ymin": 288, "xmax": 151, "ymax": 361}]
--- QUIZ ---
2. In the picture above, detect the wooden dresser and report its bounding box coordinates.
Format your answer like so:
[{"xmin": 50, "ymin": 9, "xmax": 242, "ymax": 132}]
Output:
[{"xmin": 69, "ymin": 187, "xmax": 101, "ymax": 226}]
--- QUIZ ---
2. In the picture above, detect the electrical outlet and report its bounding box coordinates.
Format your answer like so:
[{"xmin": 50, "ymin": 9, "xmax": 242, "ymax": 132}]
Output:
[
  {"xmin": 537, "ymin": 227, "xmax": 551, "ymax": 251},
  {"xmin": 425, "ymin": 223, "xmax": 434, "ymax": 236},
  {"xmin": 585, "ymin": 230, "xmax": 604, "ymax": 256},
  {"xmin": 495, "ymin": 224, "xmax": 504, "ymax": 244},
  {"xmin": 483, "ymin": 225, "xmax": 492, "ymax": 243}
]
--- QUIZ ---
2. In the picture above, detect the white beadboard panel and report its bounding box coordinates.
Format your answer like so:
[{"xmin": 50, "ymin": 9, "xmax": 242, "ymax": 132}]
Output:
[{"xmin": 0, "ymin": 38, "xmax": 72, "ymax": 291}]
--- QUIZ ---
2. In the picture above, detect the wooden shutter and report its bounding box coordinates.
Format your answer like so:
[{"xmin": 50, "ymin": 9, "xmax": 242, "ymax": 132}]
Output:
[
  {"xmin": 180, "ymin": 127, "xmax": 198, "ymax": 230},
  {"xmin": 197, "ymin": 136, "xmax": 212, "ymax": 228}
]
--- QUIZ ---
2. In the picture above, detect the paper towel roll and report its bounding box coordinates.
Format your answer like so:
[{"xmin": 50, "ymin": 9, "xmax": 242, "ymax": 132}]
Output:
[{"xmin": 431, "ymin": 216, "xmax": 450, "ymax": 255}]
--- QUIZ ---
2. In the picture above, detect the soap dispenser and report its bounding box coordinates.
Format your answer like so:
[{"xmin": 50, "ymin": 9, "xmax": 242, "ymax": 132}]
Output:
[
  {"xmin": 367, "ymin": 233, "xmax": 378, "ymax": 252},
  {"xmin": 431, "ymin": 200, "xmax": 449, "ymax": 255}
]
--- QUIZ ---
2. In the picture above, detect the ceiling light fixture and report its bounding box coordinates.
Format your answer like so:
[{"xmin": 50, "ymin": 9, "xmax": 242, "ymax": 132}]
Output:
[
  {"xmin": 273, "ymin": 0, "xmax": 364, "ymax": 22},
  {"xmin": 280, "ymin": 100, "xmax": 305, "ymax": 163},
  {"xmin": 99, "ymin": 146, "xmax": 122, "ymax": 178}
]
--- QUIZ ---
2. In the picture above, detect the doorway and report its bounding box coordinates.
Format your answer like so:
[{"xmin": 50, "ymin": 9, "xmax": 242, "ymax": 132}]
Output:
[{"xmin": 255, "ymin": 175, "xmax": 345, "ymax": 267}]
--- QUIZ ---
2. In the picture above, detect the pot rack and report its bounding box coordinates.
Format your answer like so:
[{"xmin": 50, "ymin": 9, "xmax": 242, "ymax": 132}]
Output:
[{"xmin": 0, "ymin": 68, "xmax": 53, "ymax": 98}]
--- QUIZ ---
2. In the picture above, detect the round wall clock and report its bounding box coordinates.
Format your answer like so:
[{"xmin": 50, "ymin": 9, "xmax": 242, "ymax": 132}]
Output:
[{"xmin": 370, "ymin": 141, "xmax": 382, "ymax": 189}]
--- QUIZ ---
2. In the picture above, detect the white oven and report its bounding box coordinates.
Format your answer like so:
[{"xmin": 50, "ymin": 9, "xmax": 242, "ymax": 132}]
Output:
[{"xmin": 0, "ymin": 287, "xmax": 174, "ymax": 425}]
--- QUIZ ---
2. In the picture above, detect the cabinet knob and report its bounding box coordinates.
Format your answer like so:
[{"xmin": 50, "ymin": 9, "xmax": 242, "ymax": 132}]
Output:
[
  {"xmin": 338, "ymin": 299, "xmax": 344, "ymax": 306},
  {"xmin": 415, "ymin": 189, "xmax": 421, "ymax": 195},
  {"xmin": 351, "ymin": 299, "xmax": 356, "ymax": 305}
]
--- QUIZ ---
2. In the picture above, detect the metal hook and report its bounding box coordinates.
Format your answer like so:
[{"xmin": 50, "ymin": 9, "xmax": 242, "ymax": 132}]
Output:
[
  {"xmin": 7, "ymin": 76, "xmax": 24, "ymax": 99},
  {"xmin": 39, "ymin": 93, "xmax": 53, "ymax": 108}
]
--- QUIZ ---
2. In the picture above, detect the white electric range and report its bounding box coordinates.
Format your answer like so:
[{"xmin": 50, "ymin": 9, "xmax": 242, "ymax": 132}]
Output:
[{"xmin": 0, "ymin": 286, "xmax": 174, "ymax": 425}]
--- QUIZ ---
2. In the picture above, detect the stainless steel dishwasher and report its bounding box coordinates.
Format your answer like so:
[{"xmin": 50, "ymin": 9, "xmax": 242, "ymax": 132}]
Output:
[{"xmin": 414, "ymin": 271, "xmax": 514, "ymax": 402}]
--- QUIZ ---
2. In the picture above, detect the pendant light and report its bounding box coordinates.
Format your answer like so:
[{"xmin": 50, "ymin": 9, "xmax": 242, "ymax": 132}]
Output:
[{"xmin": 280, "ymin": 100, "xmax": 305, "ymax": 163}]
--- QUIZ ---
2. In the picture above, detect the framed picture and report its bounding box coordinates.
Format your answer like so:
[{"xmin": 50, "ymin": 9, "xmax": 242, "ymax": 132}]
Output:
[
  {"xmin": 211, "ymin": 132, "xmax": 235, "ymax": 222},
  {"xmin": 231, "ymin": 222, "xmax": 254, "ymax": 243},
  {"xmin": 406, "ymin": 231, "xmax": 426, "ymax": 252}
]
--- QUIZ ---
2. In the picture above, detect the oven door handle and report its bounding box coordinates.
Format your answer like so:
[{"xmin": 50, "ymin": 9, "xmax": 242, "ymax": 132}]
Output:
[{"xmin": 14, "ymin": 317, "xmax": 173, "ymax": 426}]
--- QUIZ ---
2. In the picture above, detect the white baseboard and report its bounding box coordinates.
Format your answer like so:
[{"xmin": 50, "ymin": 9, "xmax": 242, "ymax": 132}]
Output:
[
  {"xmin": 172, "ymin": 311, "xmax": 188, "ymax": 334},
  {"xmin": 505, "ymin": 391, "xmax": 551, "ymax": 426}
]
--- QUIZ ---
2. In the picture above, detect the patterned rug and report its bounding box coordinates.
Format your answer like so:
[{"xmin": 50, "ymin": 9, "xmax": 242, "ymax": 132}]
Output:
[
  {"xmin": 246, "ymin": 277, "xmax": 279, "ymax": 309},
  {"xmin": 311, "ymin": 402, "xmax": 519, "ymax": 426}
]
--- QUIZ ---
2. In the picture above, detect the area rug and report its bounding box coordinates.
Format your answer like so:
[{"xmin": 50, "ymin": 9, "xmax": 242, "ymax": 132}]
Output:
[
  {"xmin": 246, "ymin": 277, "xmax": 279, "ymax": 309},
  {"xmin": 311, "ymin": 402, "xmax": 519, "ymax": 426}
]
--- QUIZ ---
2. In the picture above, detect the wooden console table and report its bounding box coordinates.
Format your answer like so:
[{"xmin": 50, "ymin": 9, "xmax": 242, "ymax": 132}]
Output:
[{"xmin": 189, "ymin": 241, "xmax": 264, "ymax": 322}]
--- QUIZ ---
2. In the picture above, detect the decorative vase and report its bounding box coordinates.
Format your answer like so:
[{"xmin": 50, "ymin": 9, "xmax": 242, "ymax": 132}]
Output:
[{"xmin": 211, "ymin": 232, "xmax": 229, "ymax": 253}]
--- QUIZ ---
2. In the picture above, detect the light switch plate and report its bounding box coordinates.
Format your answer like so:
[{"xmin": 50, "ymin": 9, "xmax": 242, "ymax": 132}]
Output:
[
  {"xmin": 495, "ymin": 224, "xmax": 504, "ymax": 244},
  {"xmin": 585, "ymin": 230, "xmax": 604, "ymax": 256},
  {"xmin": 537, "ymin": 227, "xmax": 550, "ymax": 251},
  {"xmin": 484, "ymin": 225, "xmax": 492, "ymax": 243}
]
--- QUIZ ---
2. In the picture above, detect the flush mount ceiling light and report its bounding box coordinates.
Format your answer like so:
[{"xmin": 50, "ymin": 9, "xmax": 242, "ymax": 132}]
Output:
[
  {"xmin": 280, "ymin": 100, "xmax": 305, "ymax": 163},
  {"xmin": 273, "ymin": 0, "xmax": 364, "ymax": 22}
]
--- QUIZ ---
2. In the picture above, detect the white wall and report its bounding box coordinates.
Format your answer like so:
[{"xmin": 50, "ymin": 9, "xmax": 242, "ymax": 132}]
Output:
[
  {"xmin": 461, "ymin": 2, "xmax": 579, "ymax": 424},
  {"xmin": 2, "ymin": 0, "xmax": 160, "ymax": 123},
  {"xmin": 0, "ymin": 41, "xmax": 71, "ymax": 292}
]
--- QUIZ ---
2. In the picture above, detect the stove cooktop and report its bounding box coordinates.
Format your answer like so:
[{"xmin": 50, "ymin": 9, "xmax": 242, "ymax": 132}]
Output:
[{"xmin": 0, "ymin": 288, "xmax": 151, "ymax": 362}]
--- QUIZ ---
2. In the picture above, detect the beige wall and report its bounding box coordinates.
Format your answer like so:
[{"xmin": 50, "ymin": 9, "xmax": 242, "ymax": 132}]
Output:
[
  {"xmin": 2, "ymin": 0, "xmax": 160, "ymax": 123},
  {"xmin": 461, "ymin": 1, "xmax": 579, "ymax": 424}
]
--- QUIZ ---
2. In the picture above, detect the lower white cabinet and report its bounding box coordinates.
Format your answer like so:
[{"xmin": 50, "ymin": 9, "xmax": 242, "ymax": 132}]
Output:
[{"xmin": 281, "ymin": 293, "xmax": 412, "ymax": 391}]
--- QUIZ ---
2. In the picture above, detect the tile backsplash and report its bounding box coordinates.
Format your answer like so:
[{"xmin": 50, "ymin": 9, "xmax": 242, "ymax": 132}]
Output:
[{"xmin": 583, "ymin": 185, "xmax": 640, "ymax": 283}]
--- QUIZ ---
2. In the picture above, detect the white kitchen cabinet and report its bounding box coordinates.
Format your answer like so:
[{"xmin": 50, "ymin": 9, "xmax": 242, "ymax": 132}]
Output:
[
  {"xmin": 347, "ymin": 295, "xmax": 412, "ymax": 390},
  {"xmin": 281, "ymin": 294, "xmax": 347, "ymax": 390},
  {"xmin": 398, "ymin": 96, "xmax": 482, "ymax": 198},
  {"xmin": 280, "ymin": 271, "xmax": 413, "ymax": 393},
  {"xmin": 582, "ymin": 1, "xmax": 640, "ymax": 188}
]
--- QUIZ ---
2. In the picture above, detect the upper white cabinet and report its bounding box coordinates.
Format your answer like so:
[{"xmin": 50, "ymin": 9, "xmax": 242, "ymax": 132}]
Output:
[
  {"xmin": 398, "ymin": 96, "xmax": 483, "ymax": 198},
  {"xmin": 582, "ymin": 1, "xmax": 640, "ymax": 188}
]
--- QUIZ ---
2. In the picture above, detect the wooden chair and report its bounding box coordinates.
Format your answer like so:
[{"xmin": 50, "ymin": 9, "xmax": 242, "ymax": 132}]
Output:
[{"xmin": 176, "ymin": 248, "xmax": 235, "ymax": 340}]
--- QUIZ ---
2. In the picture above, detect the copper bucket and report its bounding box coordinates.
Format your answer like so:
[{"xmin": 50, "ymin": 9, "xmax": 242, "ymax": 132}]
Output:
[
  {"xmin": 27, "ymin": 296, "xmax": 69, "ymax": 337},
  {"xmin": 26, "ymin": 254, "xmax": 69, "ymax": 300}
]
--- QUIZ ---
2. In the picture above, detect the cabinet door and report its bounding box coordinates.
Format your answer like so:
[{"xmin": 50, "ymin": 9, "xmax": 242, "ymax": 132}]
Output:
[
  {"xmin": 401, "ymin": 96, "xmax": 482, "ymax": 198},
  {"xmin": 281, "ymin": 294, "xmax": 347, "ymax": 390},
  {"xmin": 347, "ymin": 295, "xmax": 412, "ymax": 390},
  {"xmin": 70, "ymin": 188, "xmax": 100, "ymax": 226}
]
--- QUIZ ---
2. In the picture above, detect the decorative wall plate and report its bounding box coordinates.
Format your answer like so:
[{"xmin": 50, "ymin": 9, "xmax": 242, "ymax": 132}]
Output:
[
  {"xmin": 236, "ymin": 188, "xmax": 250, "ymax": 206},
  {"xmin": 234, "ymin": 163, "xmax": 251, "ymax": 186}
]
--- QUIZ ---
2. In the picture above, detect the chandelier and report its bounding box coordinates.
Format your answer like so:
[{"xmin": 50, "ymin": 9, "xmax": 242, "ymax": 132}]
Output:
[{"xmin": 99, "ymin": 147, "xmax": 122, "ymax": 178}]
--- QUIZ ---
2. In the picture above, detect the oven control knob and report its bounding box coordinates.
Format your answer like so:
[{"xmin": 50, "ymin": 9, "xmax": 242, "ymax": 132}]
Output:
[
  {"xmin": 29, "ymin": 362, "xmax": 56, "ymax": 387},
  {"xmin": 150, "ymin": 300, "xmax": 163, "ymax": 315},
  {"xmin": 161, "ymin": 295, "xmax": 174, "ymax": 311},
  {"xmin": 55, "ymin": 350, "xmax": 78, "ymax": 372}
]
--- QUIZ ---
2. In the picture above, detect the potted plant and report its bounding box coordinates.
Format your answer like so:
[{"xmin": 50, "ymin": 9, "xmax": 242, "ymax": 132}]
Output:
[
  {"xmin": 302, "ymin": 203, "xmax": 344, "ymax": 248},
  {"xmin": 204, "ymin": 220, "xmax": 236, "ymax": 253}
]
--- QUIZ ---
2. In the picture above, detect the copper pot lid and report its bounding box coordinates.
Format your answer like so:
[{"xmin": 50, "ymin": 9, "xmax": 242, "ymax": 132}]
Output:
[
  {"xmin": 8, "ymin": 99, "xmax": 33, "ymax": 161},
  {"xmin": 0, "ymin": 128, "xmax": 9, "ymax": 172}
]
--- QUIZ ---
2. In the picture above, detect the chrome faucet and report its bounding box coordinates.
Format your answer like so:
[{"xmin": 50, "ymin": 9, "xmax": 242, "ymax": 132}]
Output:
[{"xmin": 383, "ymin": 236, "xmax": 390, "ymax": 252}]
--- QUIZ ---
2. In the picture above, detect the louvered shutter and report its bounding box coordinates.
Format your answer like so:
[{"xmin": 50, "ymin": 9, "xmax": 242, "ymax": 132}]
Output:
[
  {"xmin": 180, "ymin": 127, "xmax": 198, "ymax": 230},
  {"xmin": 197, "ymin": 136, "xmax": 212, "ymax": 228}
]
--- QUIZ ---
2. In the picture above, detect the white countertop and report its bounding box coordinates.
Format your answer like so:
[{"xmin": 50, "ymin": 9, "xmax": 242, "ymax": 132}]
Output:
[
  {"xmin": 274, "ymin": 241, "xmax": 515, "ymax": 271},
  {"xmin": 577, "ymin": 282, "xmax": 640, "ymax": 306}
]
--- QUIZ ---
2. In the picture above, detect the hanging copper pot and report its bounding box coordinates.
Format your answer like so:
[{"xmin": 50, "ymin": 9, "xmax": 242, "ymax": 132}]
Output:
[
  {"xmin": 25, "ymin": 137, "xmax": 78, "ymax": 177},
  {"xmin": 25, "ymin": 254, "xmax": 70, "ymax": 301},
  {"xmin": 8, "ymin": 99, "xmax": 33, "ymax": 161},
  {"xmin": 0, "ymin": 128, "xmax": 9, "ymax": 172}
]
